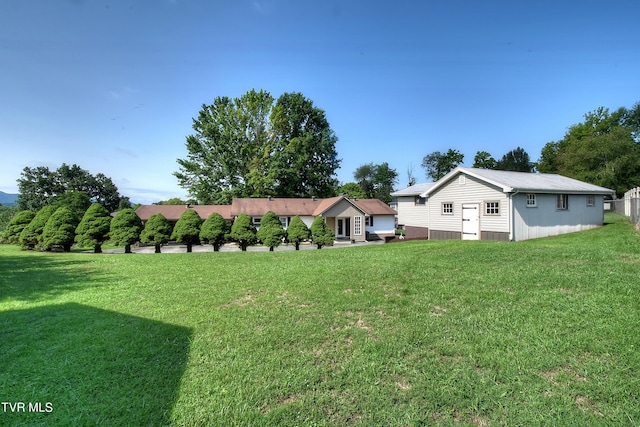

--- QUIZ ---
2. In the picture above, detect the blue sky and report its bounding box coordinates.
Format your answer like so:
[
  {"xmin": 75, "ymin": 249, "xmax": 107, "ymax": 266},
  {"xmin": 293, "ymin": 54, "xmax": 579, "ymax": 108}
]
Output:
[{"xmin": 1, "ymin": 0, "xmax": 639, "ymax": 204}]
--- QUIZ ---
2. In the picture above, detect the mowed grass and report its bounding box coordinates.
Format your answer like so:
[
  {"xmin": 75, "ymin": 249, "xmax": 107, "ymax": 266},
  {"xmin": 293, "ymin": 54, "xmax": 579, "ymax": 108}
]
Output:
[{"xmin": 1, "ymin": 213, "xmax": 639, "ymax": 426}]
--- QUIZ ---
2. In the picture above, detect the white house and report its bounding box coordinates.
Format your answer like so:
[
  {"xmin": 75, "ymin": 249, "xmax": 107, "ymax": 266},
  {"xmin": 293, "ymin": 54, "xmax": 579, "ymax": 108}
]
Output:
[
  {"xmin": 390, "ymin": 183, "xmax": 434, "ymax": 238},
  {"xmin": 423, "ymin": 167, "xmax": 615, "ymax": 241}
]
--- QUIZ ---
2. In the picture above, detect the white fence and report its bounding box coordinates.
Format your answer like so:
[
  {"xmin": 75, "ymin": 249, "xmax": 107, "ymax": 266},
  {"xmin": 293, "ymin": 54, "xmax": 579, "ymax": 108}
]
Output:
[{"xmin": 624, "ymin": 187, "xmax": 640, "ymax": 230}]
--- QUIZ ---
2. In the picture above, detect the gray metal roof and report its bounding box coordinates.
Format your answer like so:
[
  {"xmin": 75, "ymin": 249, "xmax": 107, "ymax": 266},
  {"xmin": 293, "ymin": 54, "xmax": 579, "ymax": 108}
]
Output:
[
  {"xmin": 390, "ymin": 182, "xmax": 435, "ymax": 196},
  {"xmin": 426, "ymin": 167, "xmax": 615, "ymax": 195}
]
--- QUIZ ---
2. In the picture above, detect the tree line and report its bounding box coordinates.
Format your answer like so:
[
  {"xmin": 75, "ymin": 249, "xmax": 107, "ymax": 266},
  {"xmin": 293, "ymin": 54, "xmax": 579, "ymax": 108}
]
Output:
[{"xmin": 0, "ymin": 204, "xmax": 337, "ymax": 253}]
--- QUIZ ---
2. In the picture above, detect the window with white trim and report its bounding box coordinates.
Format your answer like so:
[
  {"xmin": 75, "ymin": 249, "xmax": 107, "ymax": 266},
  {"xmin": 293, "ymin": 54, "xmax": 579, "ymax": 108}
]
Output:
[
  {"xmin": 526, "ymin": 194, "xmax": 537, "ymax": 207},
  {"xmin": 365, "ymin": 216, "xmax": 374, "ymax": 226},
  {"xmin": 354, "ymin": 216, "xmax": 362, "ymax": 235},
  {"xmin": 586, "ymin": 195, "xmax": 595, "ymax": 207},
  {"xmin": 485, "ymin": 201, "xmax": 499, "ymax": 215},
  {"xmin": 252, "ymin": 217, "xmax": 261, "ymax": 225},
  {"xmin": 556, "ymin": 194, "xmax": 569, "ymax": 210},
  {"xmin": 414, "ymin": 196, "xmax": 426, "ymax": 205},
  {"xmin": 279, "ymin": 216, "xmax": 288, "ymax": 228},
  {"xmin": 442, "ymin": 202, "xmax": 453, "ymax": 215}
]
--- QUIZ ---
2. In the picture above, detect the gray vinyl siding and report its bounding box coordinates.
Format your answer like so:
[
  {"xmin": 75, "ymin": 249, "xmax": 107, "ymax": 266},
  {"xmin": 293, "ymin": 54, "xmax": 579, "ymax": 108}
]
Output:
[
  {"xmin": 428, "ymin": 174, "xmax": 510, "ymax": 237},
  {"xmin": 395, "ymin": 196, "xmax": 428, "ymax": 228},
  {"xmin": 512, "ymin": 193, "xmax": 605, "ymax": 241}
]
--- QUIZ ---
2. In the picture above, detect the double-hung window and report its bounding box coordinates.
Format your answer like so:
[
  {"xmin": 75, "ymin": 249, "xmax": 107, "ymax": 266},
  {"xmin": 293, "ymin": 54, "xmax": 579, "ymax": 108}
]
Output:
[
  {"xmin": 556, "ymin": 194, "xmax": 569, "ymax": 210},
  {"xmin": 586, "ymin": 195, "xmax": 595, "ymax": 207}
]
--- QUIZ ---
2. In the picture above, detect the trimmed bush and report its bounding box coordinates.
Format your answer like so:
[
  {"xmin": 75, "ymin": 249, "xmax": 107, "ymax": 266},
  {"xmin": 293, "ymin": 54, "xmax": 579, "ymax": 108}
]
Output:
[
  {"xmin": 41, "ymin": 207, "xmax": 80, "ymax": 252},
  {"xmin": 310, "ymin": 216, "xmax": 335, "ymax": 249},
  {"xmin": 200, "ymin": 212, "xmax": 229, "ymax": 252},
  {"xmin": 286, "ymin": 215, "xmax": 310, "ymax": 250},
  {"xmin": 171, "ymin": 209, "xmax": 202, "ymax": 252},
  {"xmin": 1, "ymin": 210, "xmax": 35, "ymax": 245},
  {"xmin": 110, "ymin": 208, "xmax": 143, "ymax": 253},
  {"xmin": 19, "ymin": 205, "xmax": 57, "ymax": 250},
  {"xmin": 230, "ymin": 213, "xmax": 256, "ymax": 251},
  {"xmin": 257, "ymin": 211, "xmax": 286, "ymax": 251},
  {"xmin": 75, "ymin": 203, "xmax": 112, "ymax": 253},
  {"xmin": 140, "ymin": 213, "xmax": 172, "ymax": 253}
]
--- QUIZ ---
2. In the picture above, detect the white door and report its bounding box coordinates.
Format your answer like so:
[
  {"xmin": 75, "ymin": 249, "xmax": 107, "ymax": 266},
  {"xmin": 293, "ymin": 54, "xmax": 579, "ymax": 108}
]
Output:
[{"xmin": 462, "ymin": 204, "xmax": 480, "ymax": 240}]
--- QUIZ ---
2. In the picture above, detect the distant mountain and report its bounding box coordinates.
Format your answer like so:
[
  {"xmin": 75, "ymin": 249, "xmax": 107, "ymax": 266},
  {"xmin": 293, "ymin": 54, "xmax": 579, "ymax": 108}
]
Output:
[{"xmin": 0, "ymin": 191, "xmax": 19, "ymax": 207}]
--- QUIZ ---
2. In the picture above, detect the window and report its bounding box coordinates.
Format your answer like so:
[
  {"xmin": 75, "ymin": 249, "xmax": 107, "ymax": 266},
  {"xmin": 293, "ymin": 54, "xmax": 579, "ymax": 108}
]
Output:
[
  {"xmin": 586, "ymin": 195, "xmax": 595, "ymax": 207},
  {"xmin": 485, "ymin": 201, "xmax": 499, "ymax": 215},
  {"xmin": 414, "ymin": 196, "xmax": 426, "ymax": 205},
  {"xmin": 556, "ymin": 194, "xmax": 568, "ymax": 210},
  {"xmin": 252, "ymin": 217, "xmax": 261, "ymax": 225},
  {"xmin": 526, "ymin": 194, "xmax": 537, "ymax": 207},
  {"xmin": 354, "ymin": 216, "xmax": 362, "ymax": 235},
  {"xmin": 365, "ymin": 216, "xmax": 374, "ymax": 226},
  {"xmin": 442, "ymin": 202, "xmax": 453, "ymax": 215},
  {"xmin": 279, "ymin": 216, "xmax": 288, "ymax": 228}
]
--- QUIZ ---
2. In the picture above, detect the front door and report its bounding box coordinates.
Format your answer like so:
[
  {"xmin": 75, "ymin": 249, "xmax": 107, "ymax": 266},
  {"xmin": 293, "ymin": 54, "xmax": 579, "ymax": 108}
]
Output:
[
  {"xmin": 462, "ymin": 203, "xmax": 480, "ymax": 240},
  {"xmin": 337, "ymin": 218, "xmax": 345, "ymax": 238}
]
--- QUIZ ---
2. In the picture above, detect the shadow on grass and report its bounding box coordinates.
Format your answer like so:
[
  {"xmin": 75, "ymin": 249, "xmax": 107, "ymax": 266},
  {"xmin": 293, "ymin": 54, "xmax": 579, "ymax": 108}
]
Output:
[
  {"xmin": 0, "ymin": 252, "xmax": 107, "ymax": 302},
  {"xmin": 0, "ymin": 303, "xmax": 192, "ymax": 425}
]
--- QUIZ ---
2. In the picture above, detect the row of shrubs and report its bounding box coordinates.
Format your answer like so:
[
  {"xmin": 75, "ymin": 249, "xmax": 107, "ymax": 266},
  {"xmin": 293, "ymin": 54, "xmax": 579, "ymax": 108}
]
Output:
[{"xmin": 0, "ymin": 204, "xmax": 337, "ymax": 253}]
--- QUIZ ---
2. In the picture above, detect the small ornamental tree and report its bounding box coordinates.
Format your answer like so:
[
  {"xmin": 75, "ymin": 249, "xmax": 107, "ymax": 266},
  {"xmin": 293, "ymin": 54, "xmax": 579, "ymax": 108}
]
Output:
[
  {"xmin": 310, "ymin": 216, "xmax": 335, "ymax": 249},
  {"xmin": 19, "ymin": 205, "xmax": 56, "ymax": 250},
  {"xmin": 41, "ymin": 207, "xmax": 80, "ymax": 252},
  {"xmin": 286, "ymin": 215, "xmax": 310, "ymax": 250},
  {"xmin": 230, "ymin": 213, "xmax": 257, "ymax": 251},
  {"xmin": 140, "ymin": 213, "xmax": 172, "ymax": 253},
  {"xmin": 109, "ymin": 208, "xmax": 143, "ymax": 253},
  {"xmin": 257, "ymin": 210, "xmax": 286, "ymax": 251},
  {"xmin": 200, "ymin": 212, "xmax": 229, "ymax": 252},
  {"xmin": 75, "ymin": 203, "xmax": 112, "ymax": 253},
  {"xmin": 1, "ymin": 210, "xmax": 35, "ymax": 245},
  {"xmin": 171, "ymin": 209, "xmax": 202, "ymax": 252}
]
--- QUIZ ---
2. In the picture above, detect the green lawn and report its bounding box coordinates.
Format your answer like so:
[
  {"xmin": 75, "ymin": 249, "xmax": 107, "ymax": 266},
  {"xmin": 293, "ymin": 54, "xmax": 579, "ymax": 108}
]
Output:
[{"xmin": 1, "ymin": 213, "xmax": 639, "ymax": 426}]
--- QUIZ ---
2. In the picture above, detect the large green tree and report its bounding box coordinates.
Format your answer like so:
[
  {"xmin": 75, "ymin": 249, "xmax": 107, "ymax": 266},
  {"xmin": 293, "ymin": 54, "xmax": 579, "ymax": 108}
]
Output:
[
  {"xmin": 537, "ymin": 104, "xmax": 640, "ymax": 196},
  {"xmin": 171, "ymin": 209, "xmax": 202, "ymax": 252},
  {"xmin": 495, "ymin": 147, "xmax": 534, "ymax": 172},
  {"xmin": 75, "ymin": 203, "xmax": 112, "ymax": 253},
  {"xmin": 472, "ymin": 151, "xmax": 497, "ymax": 169},
  {"xmin": 421, "ymin": 149, "xmax": 464, "ymax": 181},
  {"xmin": 174, "ymin": 90, "xmax": 340, "ymax": 204},
  {"xmin": 199, "ymin": 212, "xmax": 229, "ymax": 252},
  {"xmin": 17, "ymin": 163, "xmax": 125, "ymax": 212},
  {"xmin": 337, "ymin": 182, "xmax": 367, "ymax": 200},
  {"xmin": 353, "ymin": 162, "xmax": 398, "ymax": 202},
  {"xmin": 140, "ymin": 213, "xmax": 172, "ymax": 253},
  {"xmin": 109, "ymin": 208, "xmax": 143, "ymax": 254},
  {"xmin": 41, "ymin": 207, "xmax": 80, "ymax": 252}
]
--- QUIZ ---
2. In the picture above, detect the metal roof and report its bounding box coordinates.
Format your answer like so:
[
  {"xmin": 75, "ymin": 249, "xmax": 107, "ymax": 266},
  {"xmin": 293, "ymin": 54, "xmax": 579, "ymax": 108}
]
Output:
[
  {"xmin": 425, "ymin": 167, "xmax": 615, "ymax": 195},
  {"xmin": 390, "ymin": 182, "xmax": 435, "ymax": 197}
]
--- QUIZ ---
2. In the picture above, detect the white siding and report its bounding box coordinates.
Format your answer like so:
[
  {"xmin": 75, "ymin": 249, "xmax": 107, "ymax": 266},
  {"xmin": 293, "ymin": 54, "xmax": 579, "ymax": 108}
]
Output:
[
  {"xmin": 428, "ymin": 174, "xmax": 510, "ymax": 236},
  {"xmin": 365, "ymin": 215, "xmax": 395, "ymax": 235},
  {"xmin": 300, "ymin": 216, "xmax": 315, "ymax": 228},
  {"xmin": 512, "ymin": 193, "xmax": 605, "ymax": 241},
  {"xmin": 395, "ymin": 196, "xmax": 428, "ymax": 227}
]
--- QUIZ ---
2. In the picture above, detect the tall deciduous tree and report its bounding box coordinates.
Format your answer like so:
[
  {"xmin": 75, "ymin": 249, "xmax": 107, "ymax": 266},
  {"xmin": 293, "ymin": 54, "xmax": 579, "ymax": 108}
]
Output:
[
  {"xmin": 230, "ymin": 213, "xmax": 257, "ymax": 251},
  {"xmin": 472, "ymin": 151, "xmax": 497, "ymax": 169},
  {"xmin": 256, "ymin": 211, "xmax": 285, "ymax": 251},
  {"xmin": 41, "ymin": 207, "xmax": 80, "ymax": 252},
  {"xmin": 140, "ymin": 213, "xmax": 172, "ymax": 253},
  {"xmin": 19, "ymin": 205, "xmax": 56, "ymax": 250},
  {"xmin": 199, "ymin": 212, "xmax": 229, "ymax": 252},
  {"xmin": 337, "ymin": 182, "xmax": 367, "ymax": 200},
  {"xmin": 353, "ymin": 162, "xmax": 398, "ymax": 203},
  {"xmin": 421, "ymin": 149, "xmax": 464, "ymax": 181},
  {"xmin": 17, "ymin": 163, "xmax": 125, "ymax": 212},
  {"xmin": 495, "ymin": 147, "xmax": 534, "ymax": 172},
  {"xmin": 171, "ymin": 209, "xmax": 202, "ymax": 252},
  {"xmin": 286, "ymin": 215, "xmax": 310, "ymax": 250},
  {"xmin": 174, "ymin": 90, "xmax": 340, "ymax": 204},
  {"xmin": 75, "ymin": 203, "xmax": 112, "ymax": 253},
  {"xmin": 537, "ymin": 104, "xmax": 640, "ymax": 196},
  {"xmin": 0, "ymin": 210, "xmax": 35, "ymax": 245},
  {"xmin": 110, "ymin": 208, "xmax": 143, "ymax": 254}
]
